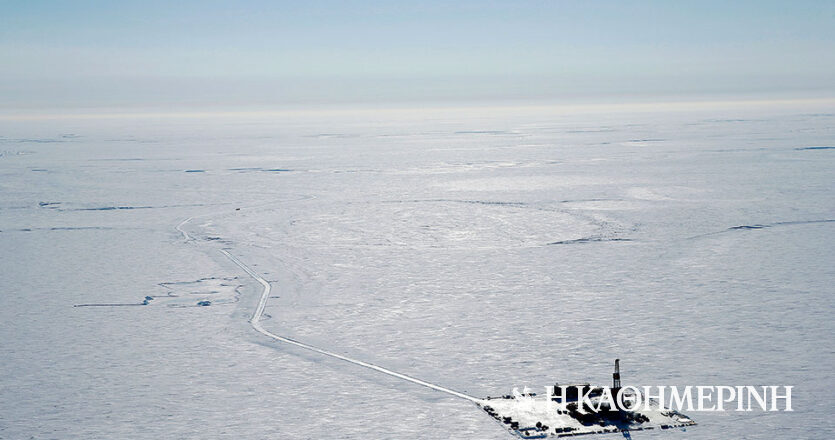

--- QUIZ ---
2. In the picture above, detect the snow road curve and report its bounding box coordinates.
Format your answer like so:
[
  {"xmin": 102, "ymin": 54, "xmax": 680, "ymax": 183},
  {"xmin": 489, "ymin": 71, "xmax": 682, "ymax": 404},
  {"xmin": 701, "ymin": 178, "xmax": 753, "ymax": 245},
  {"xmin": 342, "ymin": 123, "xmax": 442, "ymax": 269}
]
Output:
[{"xmin": 178, "ymin": 217, "xmax": 479, "ymax": 403}]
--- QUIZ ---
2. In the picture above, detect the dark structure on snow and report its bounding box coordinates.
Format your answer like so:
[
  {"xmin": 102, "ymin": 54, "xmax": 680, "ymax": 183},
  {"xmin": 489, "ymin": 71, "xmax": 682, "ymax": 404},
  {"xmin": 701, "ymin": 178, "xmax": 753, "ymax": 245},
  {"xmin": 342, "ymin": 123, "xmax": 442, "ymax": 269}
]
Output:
[{"xmin": 613, "ymin": 358, "xmax": 621, "ymax": 394}]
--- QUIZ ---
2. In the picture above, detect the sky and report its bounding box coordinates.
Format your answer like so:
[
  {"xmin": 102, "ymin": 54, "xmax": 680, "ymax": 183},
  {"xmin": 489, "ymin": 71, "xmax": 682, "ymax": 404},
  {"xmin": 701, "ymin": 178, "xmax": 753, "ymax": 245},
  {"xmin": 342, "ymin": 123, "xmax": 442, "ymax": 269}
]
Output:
[{"xmin": 1, "ymin": 0, "xmax": 834, "ymax": 109}]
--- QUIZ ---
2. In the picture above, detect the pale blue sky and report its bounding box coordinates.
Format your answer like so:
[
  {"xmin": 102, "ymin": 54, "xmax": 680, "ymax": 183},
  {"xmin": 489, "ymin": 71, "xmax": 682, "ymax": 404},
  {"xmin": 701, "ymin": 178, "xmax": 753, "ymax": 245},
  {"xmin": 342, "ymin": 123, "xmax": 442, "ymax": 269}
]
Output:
[{"xmin": 1, "ymin": 1, "xmax": 833, "ymax": 108}]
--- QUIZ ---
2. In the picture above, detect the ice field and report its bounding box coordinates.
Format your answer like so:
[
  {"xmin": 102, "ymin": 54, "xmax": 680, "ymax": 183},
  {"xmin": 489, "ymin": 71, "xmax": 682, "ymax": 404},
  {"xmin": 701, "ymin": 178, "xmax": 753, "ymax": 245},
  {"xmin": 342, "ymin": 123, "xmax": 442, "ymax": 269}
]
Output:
[{"xmin": 1, "ymin": 100, "xmax": 833, "ymax": 438}]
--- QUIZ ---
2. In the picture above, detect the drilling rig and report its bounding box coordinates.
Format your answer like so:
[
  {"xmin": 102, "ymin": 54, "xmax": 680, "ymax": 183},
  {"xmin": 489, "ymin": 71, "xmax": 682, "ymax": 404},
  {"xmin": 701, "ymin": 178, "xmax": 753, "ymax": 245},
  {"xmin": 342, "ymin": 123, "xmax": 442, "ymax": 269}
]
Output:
[{"xmin": 613, "ymin": 359, "xmax": 622, "ymax": 395}]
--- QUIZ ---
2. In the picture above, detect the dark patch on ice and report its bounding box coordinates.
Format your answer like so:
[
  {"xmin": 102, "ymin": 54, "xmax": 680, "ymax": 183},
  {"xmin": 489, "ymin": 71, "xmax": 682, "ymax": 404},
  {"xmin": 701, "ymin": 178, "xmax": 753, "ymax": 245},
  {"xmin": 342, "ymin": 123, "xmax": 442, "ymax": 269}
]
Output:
[
  {"xmin": 30, "ymin": 168, "xmax": 49, "ymax": 172},
  {"xmin": 9, "ymin": 138, "xmax": 66, "ymax": 144},
  {"xmin": 49, "ymin": 226, "xmax": 116, "ymax": 231},
  {"xmin": 38, "ymin": 201, "xmax": 61, "ymax": 207},
  {"xmin": 547, "ymin": 237, "xmax": 632, "ymax": 245},
  {"xmin": 77, "ymin": 206, "xmax": 154, "ymax": 211},
  {"xmin": 691, "ymin": 219, "xmax": 835, "ymax": 239},
  {"xmin": 228, "ymin": 167, "xmax": 292, "ymax": 173},
  {"xmin": 185, "ymin": 169, "xmax": 205, "ymax": 173},
  {"xmin": 0, "ymin": 226, "xmax": 129, "ymax": 232},
  {"xmin": 728, "ymin": 224, "xmax": 768, "ymax": 230},
  {"xmin": 2, "ymin": 226, "xmax": 119, "ymax": 233},
  {"xmin": 795, "ymin": 146, "xmax": 834, "ymax": 151},
  {"xmin": 627, "ymin": 139, "xmax": 665, "ymax": 143},
  {"xmin": 728, "ymin": 220, "xmax": 835, "ymax": 231},
  {"xmin": 558, "ymin": 198, "xmax": 620, "ymax": 204},
  {"xmin": 60, "ymin": 203, "xmax": 206, "ymax": 212},
  {"xmin": 74, "ymin": 303, "xmax": 145, "ymax": 307}
]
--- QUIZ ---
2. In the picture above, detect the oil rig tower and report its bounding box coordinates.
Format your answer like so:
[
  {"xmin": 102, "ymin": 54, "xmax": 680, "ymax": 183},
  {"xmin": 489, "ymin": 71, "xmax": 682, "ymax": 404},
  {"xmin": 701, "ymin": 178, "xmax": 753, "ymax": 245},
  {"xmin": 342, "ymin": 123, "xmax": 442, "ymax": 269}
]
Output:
[{"xmin": 612, "ymin": 359, "xmax": 622, "ymax": 391}]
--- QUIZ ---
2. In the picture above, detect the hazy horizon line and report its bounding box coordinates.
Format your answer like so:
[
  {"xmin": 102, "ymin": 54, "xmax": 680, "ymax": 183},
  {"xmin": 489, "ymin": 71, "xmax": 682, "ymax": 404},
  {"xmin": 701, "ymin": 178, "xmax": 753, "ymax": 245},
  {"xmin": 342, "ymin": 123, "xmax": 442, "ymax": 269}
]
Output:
[{"xmin": 2, "ymin": 95, "xmax": 833, "ymax": 121}]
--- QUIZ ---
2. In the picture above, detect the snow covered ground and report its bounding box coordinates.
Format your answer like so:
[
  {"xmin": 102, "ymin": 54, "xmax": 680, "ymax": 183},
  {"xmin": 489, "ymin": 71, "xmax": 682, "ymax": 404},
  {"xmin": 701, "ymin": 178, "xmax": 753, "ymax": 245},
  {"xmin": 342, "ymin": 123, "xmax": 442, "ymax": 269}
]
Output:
[{"xmin": 1, "ymin": 101, "xmax": 833, "ymax": 438}]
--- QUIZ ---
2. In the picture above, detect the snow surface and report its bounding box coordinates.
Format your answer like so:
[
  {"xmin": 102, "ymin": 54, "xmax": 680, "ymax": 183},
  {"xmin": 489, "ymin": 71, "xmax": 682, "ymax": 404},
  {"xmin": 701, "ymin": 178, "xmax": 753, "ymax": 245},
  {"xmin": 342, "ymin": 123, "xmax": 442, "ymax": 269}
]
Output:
[{"xmin": 0, "ymin": 102, "xmax": 833, "ymax": 439}]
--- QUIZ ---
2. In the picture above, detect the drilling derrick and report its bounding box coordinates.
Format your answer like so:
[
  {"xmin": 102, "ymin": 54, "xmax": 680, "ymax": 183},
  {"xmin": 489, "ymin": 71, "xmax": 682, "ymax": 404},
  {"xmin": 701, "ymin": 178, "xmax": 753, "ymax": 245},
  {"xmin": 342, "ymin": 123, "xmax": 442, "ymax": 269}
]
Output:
[{"xmin": 613, "ymin": 359, "xmax": 622, "ymax": 390}]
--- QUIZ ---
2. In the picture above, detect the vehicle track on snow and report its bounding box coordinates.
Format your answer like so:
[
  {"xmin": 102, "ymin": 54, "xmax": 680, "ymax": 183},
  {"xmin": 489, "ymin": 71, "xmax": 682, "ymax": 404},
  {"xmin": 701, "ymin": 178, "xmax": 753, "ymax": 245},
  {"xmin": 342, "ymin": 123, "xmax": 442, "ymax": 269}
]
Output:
[{"xmin": 177, "ymin": 216, "xmax": 479, "ymax": 403}]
